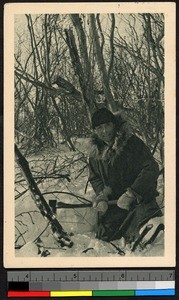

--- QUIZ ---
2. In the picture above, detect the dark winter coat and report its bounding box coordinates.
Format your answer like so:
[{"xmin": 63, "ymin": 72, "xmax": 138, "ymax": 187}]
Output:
[
  {"xmin": 88, "ymin": 114, "xmax": 162, "ymax": 242},
  {"xmin": 89, "ymin": 135, "xmax": 159, "ymax": 203}
]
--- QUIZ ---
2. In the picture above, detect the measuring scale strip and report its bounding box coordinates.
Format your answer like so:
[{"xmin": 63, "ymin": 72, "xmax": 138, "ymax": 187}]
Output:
[
  {"xmin": 7, "ymin": 270, "xmax": 175, "ymax": 297},
  {"xmin": 7, "ymin": 269, "xmax": 175, "ymax": 282}
]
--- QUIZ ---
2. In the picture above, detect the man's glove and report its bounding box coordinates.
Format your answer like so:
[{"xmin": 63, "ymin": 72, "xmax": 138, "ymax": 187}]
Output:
[
  {"xmin": 93, "ymin": 192, "xmax": 108, "ymax": 215},
  {"xmin": 117, "ymin": 189, "xmax": 136, "ymax": 211}
]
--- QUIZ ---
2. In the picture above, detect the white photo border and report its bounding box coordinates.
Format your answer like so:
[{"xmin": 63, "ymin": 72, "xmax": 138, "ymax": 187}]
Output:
[{"xmin": 4, "ymin": 2, "xmax": 176, "ymax": 268}]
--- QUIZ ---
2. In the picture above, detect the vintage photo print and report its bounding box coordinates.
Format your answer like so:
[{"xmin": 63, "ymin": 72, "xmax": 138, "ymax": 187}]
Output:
[{"xmin": 4, "ymin": 2, "xmax": 176, "ymax": 268}]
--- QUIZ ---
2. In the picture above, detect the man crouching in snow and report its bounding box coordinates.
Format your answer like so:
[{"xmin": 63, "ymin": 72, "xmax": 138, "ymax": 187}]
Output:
[{"xmin": 88, "ymin": 107, "xmax": 163, "ymax": 245}]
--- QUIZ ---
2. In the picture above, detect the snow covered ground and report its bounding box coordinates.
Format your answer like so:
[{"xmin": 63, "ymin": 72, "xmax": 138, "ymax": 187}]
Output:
[{"xmin": 15, "ymin": 140, "xmax": 164, "ymax": 257}]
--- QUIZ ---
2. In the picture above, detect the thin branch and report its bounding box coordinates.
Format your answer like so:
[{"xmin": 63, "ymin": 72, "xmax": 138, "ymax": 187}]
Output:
[
  {"xmin": 107, "ymin": 14, "xmax": 115, "ymax": 79},
  {"xmin": 33, "ymin": 222, "xmax": 50, "ymax": 243},
  {"xmin": 42, "ymin": 191, "xmax": 91, "ymax": 204},
  {"xmin": 15, "ymin": 226, "xmax": 27, "ymax": 244},
  {"xmin": 16, "ymin": 174, "xmax": 71, "ymax": 184},
  {"xmin": 15, "ymin": 211, "xmax": 41, "ymax": 218}
]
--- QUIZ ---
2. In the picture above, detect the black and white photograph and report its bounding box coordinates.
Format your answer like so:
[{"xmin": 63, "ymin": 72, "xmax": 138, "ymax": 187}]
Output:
[{"xmin": 4, "ymin": 3, "xmax": 175, "ymax": 268}]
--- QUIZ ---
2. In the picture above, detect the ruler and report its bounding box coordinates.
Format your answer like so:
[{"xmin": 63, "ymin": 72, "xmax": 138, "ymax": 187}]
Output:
[{"xmin": 7, "ymin": 269, "xmax": 175, "ymax": 297}]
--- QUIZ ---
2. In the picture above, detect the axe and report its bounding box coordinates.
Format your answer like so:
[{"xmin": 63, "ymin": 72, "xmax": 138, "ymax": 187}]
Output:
[{"xmin": 49, "ymin": 199, "xmax": 117, "ymax": 214}]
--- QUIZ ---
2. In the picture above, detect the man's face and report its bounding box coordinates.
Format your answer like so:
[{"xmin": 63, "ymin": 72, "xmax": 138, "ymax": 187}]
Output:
[{"xmin": 95, "ymin": 122, "xmax": 115, "ymax": 144}]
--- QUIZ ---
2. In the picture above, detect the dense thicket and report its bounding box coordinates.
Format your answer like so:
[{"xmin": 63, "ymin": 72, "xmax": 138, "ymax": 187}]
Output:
[{"xmin": 15, "ymin": 13, "xmax": 164, "ymax": 166}]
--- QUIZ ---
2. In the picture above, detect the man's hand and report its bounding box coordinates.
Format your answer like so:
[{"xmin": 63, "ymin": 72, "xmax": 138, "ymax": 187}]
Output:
[
  {"xmin": 93, "ymin": 192, "xmax": 108, "ymax": 215},
  {"xmin": 93, "ymin": 192, "xmax": 107, "ymax": 207},
  {"xmin": 117, "ymin": 190, "xmax": 136, "ymax": 211}
]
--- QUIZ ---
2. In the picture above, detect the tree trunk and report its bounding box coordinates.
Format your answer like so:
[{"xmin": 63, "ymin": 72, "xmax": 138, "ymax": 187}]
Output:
[
  {"xmin": 89, "ymin": 14, "xmax": 117, "ymax": 112},
  {"xmin": 51, "ymin": 95, "xmax": 76, "ymax": 151},
  {"xmin": 64, "ymin": 28, "xmax": 97, "ymax": 118},
  {"xmin": 70, "ymin": 14, "xmax": 96, "ymax": 115}
]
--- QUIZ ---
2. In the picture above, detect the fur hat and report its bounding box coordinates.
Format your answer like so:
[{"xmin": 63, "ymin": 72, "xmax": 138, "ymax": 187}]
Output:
[{"xmin": 91, "ymin": 108, "xmax": 116, "ymax": 129}]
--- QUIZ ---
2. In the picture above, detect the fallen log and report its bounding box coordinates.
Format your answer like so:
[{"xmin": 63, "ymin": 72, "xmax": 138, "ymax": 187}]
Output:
[{"xmin": 15, "ymin": 144, "xmax": 73, "ymax": 248}]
